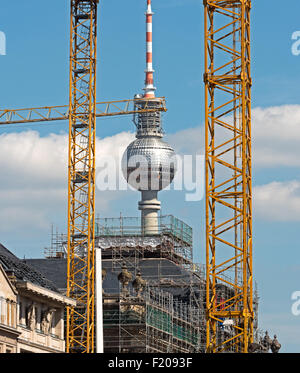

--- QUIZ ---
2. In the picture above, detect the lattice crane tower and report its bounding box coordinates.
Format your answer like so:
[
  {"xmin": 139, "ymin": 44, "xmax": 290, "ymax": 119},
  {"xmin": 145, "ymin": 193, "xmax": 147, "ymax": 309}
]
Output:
[
  {"xmin": 0, "ymin": 0, "xmax": 167, "ymax": 354},
  {"xmin": 66, "ymin": 0, "xmax": 99, "ymax": 353},
  {"xmin": 204, "ymin": 0, "xmax": 253, "ymax": 353}
]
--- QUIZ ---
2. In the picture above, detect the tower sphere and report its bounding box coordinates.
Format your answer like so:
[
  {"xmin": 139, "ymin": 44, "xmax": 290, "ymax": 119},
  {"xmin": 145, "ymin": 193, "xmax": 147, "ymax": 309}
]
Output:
[{"xmin": 122, "ymin": 137, "xmax": 177, "ymax": 192}]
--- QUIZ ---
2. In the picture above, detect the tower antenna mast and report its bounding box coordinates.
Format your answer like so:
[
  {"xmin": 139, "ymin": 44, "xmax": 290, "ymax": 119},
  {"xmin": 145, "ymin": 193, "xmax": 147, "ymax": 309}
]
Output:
[{"xmin": 144, "ymin": 0, "xmax": 156, "ymax": 98}]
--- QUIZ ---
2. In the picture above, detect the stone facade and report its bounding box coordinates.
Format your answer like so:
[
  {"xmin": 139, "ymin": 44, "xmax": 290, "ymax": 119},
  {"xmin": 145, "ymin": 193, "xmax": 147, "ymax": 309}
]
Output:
[
  {"xmin": 0, "ymin": 265, "xmax": 19, "ymax": 353},
  {"xmin": 0, "ymin": 262, "xmax": 76, "ymax": 353}
]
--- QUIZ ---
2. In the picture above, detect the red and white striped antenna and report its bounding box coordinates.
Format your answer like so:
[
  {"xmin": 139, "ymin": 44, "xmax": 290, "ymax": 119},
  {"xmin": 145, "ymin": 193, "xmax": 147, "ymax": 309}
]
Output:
[{"xmin": 144, "ymin": 0, "xmax": 156, "ymax": 98}]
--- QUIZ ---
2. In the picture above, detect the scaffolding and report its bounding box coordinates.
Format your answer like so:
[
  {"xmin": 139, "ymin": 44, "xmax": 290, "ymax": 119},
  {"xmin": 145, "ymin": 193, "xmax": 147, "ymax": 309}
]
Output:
[
  {"xmin": 103, "ymin": 285, "xmax": 203, "ymax": 353},
  {"xmin": 95, "ymin": 215, "xmax": 206, "ymax": 353},
  {"xmin": 44, "ymin": 226, "xmax": 67, "ymax": 259},
  {"xmin": 44, "ymin": 214, "xmax": 260, "ymax": 353},
  {"xmin": 44, "ymin": 215, "xmax": 193, "ymax": 264},
  {"xmin": 145, "ymin": 287, "xmax": 202, "ymax": 353},
  {"xmin": 96, "ymin": 215, "xmax": 193, "ymax": 246},
  {"xmin": 96, "ymin": 215, "xmax": 193, "ymax": 274}
]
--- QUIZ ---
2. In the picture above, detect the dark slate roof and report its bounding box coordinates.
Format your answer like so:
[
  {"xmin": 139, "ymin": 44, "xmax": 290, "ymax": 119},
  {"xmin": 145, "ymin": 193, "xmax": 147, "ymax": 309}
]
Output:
[
  {"xmin": 24, "ymin": 257, "xmax": 201, "ymax": 301},
  {"xmin": 0, "ymin": 244, "xmax": 58, "ymax": 292},
  {"xmin": 24, "ymin": 258, "xmax": 68, "ymax": 290}
]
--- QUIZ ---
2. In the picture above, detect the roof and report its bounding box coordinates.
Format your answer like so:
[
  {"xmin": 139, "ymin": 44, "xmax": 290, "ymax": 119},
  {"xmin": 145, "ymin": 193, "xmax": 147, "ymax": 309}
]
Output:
[
  {"xmin": 23, "ymin": 258, "xmax": 68, "ymax": 290},
  {"xmin": 24, "ymin": 257, "xmax": 202, "ymax": 301},
  {"xmin": 0, "ymin": 244, "xmax": 58, "ymax": 292}
]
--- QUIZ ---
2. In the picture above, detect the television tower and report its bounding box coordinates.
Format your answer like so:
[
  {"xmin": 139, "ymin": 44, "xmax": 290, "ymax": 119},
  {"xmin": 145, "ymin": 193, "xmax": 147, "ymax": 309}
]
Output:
[{"xmin": 122, "ymin": 0, "xmax": 176, "ymax": 234}]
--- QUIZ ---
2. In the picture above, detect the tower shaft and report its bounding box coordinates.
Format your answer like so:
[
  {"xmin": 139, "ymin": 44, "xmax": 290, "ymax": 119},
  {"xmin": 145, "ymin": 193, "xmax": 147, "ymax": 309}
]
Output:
[
  {"xmin": 204, "ymin": 0, "xmax": 253, "ymax": 353},
  {"xmin": 67, "ymin": 0, "xmax": 98, "ymax": 353}
]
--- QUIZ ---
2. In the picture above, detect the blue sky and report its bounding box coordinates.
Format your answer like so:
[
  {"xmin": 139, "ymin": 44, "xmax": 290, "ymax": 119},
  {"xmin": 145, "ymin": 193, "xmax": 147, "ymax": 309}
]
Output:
[{"xmin": 1, "ymin": 0, "xmax": 300, "ymax": 352}]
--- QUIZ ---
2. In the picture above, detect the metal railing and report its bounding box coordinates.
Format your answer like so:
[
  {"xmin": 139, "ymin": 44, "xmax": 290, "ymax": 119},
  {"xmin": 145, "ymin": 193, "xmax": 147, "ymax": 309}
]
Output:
[{"xmin": 95, "ymin": 215, "xmax": 193, "ymax": 246}]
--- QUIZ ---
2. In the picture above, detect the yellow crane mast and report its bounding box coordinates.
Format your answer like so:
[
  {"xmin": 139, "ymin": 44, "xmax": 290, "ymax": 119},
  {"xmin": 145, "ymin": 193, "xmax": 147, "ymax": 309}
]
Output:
[
  {"xmin": 204, "ymin": 0, "xmax": 253, "ymax": 352},
  {"xmin": 0, "ymin": 0, "xmax": 166, "ymax": 353},
  {"xmin": 66, "ymin": 0, "xmax": 99, "ymax": 353}
]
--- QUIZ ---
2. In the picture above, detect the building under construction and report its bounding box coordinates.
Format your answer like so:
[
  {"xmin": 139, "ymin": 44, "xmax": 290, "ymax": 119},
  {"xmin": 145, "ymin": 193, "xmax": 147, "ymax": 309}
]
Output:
[
  {"xmin": 23, "ymin": 0, "xmax": 263, "ymax": 354},
  {"xmin": 0, "ymin": 0, "xmax": 283, "ymax": 354},
  {"xmin": 27, "ymin": 213, "xmax": 260, "ymax": 353}
]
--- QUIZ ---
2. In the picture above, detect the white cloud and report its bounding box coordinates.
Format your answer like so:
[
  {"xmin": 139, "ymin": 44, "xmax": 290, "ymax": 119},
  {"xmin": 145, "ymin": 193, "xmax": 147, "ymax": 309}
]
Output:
[
  {"xmin": 254, "ymin": 180, "xmax": 300, "ymax": 221},
  {"xmin": 0, "ymin": 131, "xmax": 66, "ymax": 188},
  {"xmin": 0, "ymin": 130, "xmax": 134, "ymax": 234},
  {"xmin": 167, "ymin": 105, "xmax": 300, "ymax": 222},
  {"xmin": 168, "ymin": 104, "xmax": 300, "ymax": 168},
  {"xmin": 252, "ymin": 105, "xmax": 300, "ymax": 167},
  {"xmin": 1, "ymin": 103, "xmax": 300, "ymax": 236},
  {"xmin": 167, "ymin": 126, "xmax": 204, "ymax": 156}
]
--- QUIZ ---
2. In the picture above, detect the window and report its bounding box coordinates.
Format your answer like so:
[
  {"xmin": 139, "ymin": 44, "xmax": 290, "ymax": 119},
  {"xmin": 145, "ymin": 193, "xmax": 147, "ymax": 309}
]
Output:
[
  {"xmin": 7, "ymin": 301, "xmax": 10, "ymax": 326},
  {"xmin": 19, "ymin": 302, "xmax": 23, "ymax": 323},
  {"xmin": 0, "ymin": 297, "xmax": 3, "ymax": 324},
  {"xmin": 10, "ymin": 301, "xmax": 15, "ymax": 328},
  {"xmin": 35, "ymin": 306, "xmax": 39, "ymax": 331},
  {"xmin": 0, "ymin": 297, "xmax": 8, "ymax": 325},
  {"xmin": 5, "ymin": 300, "xmax": 16, "ymax": 327},
  {"xmin": 25, "ymin": 304, "xmax": 29, "ymax": 327},
  {"xmin": 25, "ymin": 302, "xmax": 35, "ymax": 329},
  {"xmin": 51, "ymin": 309, "xmax": 60, "ymax": 338}
]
